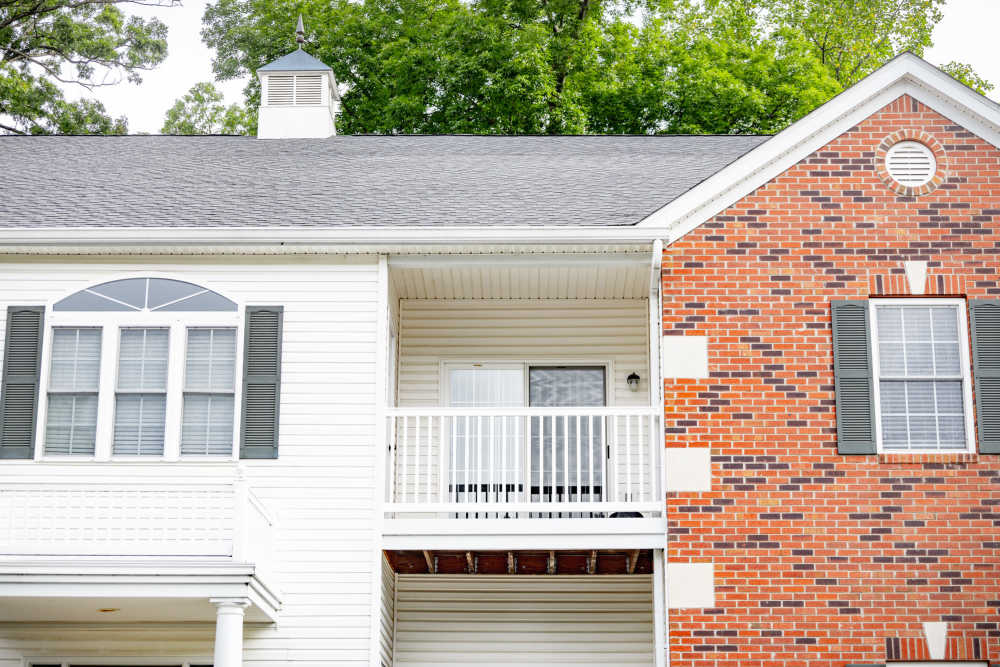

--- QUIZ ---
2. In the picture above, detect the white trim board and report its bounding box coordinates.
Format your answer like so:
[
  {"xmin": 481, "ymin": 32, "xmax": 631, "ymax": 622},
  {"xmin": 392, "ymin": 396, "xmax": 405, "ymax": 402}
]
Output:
[{"xmin": 640, "ymin": 53, "xmax": 1000, "ymax": 243}]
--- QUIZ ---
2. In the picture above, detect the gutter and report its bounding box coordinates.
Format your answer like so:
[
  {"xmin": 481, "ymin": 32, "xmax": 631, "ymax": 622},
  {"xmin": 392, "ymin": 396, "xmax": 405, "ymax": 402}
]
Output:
[{"xmin": 0, "ymin": 225, "xmax": 675, "ymax": 249}]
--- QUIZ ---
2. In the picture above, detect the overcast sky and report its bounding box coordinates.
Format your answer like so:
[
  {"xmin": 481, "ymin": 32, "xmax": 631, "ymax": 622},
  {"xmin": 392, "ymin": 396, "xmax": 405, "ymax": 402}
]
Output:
[{"xmin": 65, "ymin": 0, "xmax": 1000, "ymax": 134}]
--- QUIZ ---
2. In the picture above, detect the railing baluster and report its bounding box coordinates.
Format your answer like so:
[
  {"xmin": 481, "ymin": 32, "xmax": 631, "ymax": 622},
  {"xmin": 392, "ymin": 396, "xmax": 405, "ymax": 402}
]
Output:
[
  {"xmin": 625, "ymin": 414, "xmax": 632, "ymax": 503},
  {"xmin": 638, "ymin": 413, "xmax": 645, "ymax": 503},
  {"xmin": 464, "ymin": 415, "xmax": 470, "ymax": 505},
  {"xmin": 562, "ymin": 415, "xmax": 569, "ymax": 505},
  {"xmin": 489, "ymin": 415, "xmax": 496, "ymax": 504},
  {"xmin": 501, "ymin": 415, "xmax": 508, "ymax": 505},
  {"xmin": 610, "ymin": 415, "xmax": 617, "ymax": 503},
  {"xmin": 388, "ymin": 416, "xmax": 397, "ymax": 503},
  {"xmin": 438, "ymin": 415, "xmax": 446, "ymax": 503},
  {"xmin": 542, "ymin": 417, "xmax": 559, "ymax": 503},
  {"xmin": 402, "ymin": 415, "xmax": 410, "ymax": 505},
  {"xmin": 450, "ymin": 416, "xmax": 457, "ymax": 504},
  {"xmin": 602, "ymin": 415, "xmax": 608, "ymax": 503},
  {"xmin": 520, "ymin": 415, "xmax": 526, "ymax": 505},
  {"xmin": 588, "ymin": 415, "xmax": 594, "ymax": 504},
  {"xmin": 575, "ymin": 415, "xmax": 581, "ymax": 505},
  {"xmin": 425, "ymin": 415, "xmax": 432, "ymax": 504}
]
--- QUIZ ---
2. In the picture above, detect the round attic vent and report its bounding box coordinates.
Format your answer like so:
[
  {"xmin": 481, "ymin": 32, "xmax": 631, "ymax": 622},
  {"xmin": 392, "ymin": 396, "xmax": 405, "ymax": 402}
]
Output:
[{"xmin": 885, "ymin": 140, "xmax": 936, "ymax": 186}]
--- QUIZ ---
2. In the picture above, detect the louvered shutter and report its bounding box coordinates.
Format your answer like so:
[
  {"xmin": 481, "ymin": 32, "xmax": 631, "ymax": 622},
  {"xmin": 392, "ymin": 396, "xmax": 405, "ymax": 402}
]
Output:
[
  {"xmin": 0, "ymin": 306, "xmax": 44, "ymax": 459},
  {"xmin": 970, "ymin": 300, "xmax": 1000, "ymax": 454},
  {"xmin": 832, "ymin": 300, "xmax": 877, "ymax": 455},
  {"xmin": 240, "ymin": 306, "xmax": 283, "ymax": 459}
]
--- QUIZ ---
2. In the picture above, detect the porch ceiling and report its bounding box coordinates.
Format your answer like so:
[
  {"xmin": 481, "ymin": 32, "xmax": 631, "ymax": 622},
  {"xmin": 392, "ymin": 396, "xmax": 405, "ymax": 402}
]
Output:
[
  {"xmin": 385, "ymin": 549, "xmax": 654, "ymax": 576},
  {"xmin": 390, "ymin": 253, "xmax": 651, "ymax": 299}
]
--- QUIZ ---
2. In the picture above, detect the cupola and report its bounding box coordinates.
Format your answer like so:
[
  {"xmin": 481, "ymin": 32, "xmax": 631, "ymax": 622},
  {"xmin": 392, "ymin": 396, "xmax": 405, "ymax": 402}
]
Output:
[{"xmin": 256, "ymin": 16, "xmax": 340, "ymax": 139}]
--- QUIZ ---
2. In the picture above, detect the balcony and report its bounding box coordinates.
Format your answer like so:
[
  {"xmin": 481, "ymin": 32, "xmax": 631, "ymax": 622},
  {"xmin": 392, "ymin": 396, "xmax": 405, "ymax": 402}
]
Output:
[
  {"xmin": 382, "ymin": 406, "xmax": 666, "ymax": 549},
  {"xmin": 0, "ymin": 476, "xmax": 279, "ymax": 623}
]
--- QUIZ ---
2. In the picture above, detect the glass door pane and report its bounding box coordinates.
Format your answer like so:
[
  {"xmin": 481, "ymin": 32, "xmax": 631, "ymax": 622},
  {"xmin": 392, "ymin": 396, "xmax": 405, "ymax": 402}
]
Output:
[
  {"xmin": 529, "ymin": 367, "xmax": 606, "ymax": 504},
  {"xmin": 448, "ymin": 366, "xmax": 525, "ymax": 504}
]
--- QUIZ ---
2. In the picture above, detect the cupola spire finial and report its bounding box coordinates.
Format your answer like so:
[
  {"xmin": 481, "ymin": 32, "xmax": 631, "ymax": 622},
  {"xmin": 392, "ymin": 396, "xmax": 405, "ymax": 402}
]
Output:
[{"xmin": 295, "ymin": 14, "xmax": 305, "ymax": 45}]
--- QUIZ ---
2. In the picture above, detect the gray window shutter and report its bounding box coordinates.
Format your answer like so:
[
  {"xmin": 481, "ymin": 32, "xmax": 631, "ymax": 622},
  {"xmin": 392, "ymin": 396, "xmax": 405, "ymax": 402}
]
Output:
[
  {"xmin": 832, "ymin": 300, "xmax": 877, "ymax": 455},
  {"xmin": 970, "ymin": 300, "xmax": 1000, "ymax": 454},
  {"xmin": 240, "ymin": 306, "xmax": 283, "ymax": 459},
  {"xmin": 0, "ymin": 306, "xmax": 45, "ymax": 459}
]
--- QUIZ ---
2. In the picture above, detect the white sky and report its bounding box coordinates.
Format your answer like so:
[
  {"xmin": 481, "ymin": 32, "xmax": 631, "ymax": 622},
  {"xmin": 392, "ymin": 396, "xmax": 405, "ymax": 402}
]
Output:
[{"xmin": 63, "ymin": 0, "xmax": 1000, "ymax": 134}]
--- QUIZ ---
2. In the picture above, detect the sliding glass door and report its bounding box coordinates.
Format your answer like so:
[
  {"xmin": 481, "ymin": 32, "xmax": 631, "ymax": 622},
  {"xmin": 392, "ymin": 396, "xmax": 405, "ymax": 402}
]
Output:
[
  {"xmin": 446, "ymin": 363, "xmax": 607, "ymax": 510},
  {"xmin": 528, "ymin": 367, "xmax": 606, "ymax": 504}
]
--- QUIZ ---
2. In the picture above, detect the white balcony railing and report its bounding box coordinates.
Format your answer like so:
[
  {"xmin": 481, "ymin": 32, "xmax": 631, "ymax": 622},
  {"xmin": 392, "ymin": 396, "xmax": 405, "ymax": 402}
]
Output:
[
  {"xmin": 0, "ymin": 480, "xmax": 274, "ymax": 571},
  {"xmin": 385, "ymin": 407, "xmax": 663, "ymax": 517}
]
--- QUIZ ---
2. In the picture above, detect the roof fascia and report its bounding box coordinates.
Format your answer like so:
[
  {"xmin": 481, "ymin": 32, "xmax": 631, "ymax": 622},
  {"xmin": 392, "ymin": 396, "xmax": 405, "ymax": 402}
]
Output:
[
  {"xmin": 639, "ymin": 54, "xmax": 1000, "ymax": 243},
  {"xmin": 0, "ymin": 225, "xmax": 671, "ymax": 249}
]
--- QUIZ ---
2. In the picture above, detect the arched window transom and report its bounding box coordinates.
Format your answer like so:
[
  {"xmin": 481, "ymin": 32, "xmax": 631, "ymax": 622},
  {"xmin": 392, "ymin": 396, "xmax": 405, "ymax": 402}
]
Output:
[{"xmin": 54, "ymin": 278, "xmax": 236, "ymax": 312}]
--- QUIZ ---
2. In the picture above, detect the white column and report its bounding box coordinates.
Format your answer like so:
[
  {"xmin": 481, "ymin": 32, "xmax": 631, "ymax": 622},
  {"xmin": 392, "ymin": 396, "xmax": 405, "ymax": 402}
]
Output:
[
  {"xmin": 211, "ymin": 597, "xmax": 250, "ymax": 667},
  {"xmin": 653, "ymin": 549, "xmax": 667, "ymax": 667}
]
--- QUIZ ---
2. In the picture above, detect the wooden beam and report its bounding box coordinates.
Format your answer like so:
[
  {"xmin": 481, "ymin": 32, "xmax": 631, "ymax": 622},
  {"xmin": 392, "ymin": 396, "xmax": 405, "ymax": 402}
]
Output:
[
  {"xmin": 547, "ymin": 550, "xmax": 557, "ymax": 575},
  {"xmin": 466, "ymin": 551, "xmax": 476, "ymax": 574},
  {"xmin": 423, "ymin": 550, "xmax": 435, "ymax": 574},
  {"xmin": 587, "ymin": 550, "xmax": 597, "ymax": 575},
  {"xmin": 628, "ymin": 549, "xmax": 640, "ymax": 574},
  {"xmin": 507, "ymin": 551, "xmax": 516, "ymax": 575}
]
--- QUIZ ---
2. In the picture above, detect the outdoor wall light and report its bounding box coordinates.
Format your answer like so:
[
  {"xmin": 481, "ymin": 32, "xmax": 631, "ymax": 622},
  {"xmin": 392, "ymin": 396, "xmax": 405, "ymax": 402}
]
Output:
[{"xmin": 627, "ymin": 372, "xmax": 640, "ymax": 391}]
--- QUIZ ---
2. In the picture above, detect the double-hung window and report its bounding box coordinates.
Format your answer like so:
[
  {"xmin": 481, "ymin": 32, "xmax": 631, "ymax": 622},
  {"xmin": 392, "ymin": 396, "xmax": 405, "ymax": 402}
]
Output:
[
  {"xmin": 871, "ymin": 299, "xmax": 975, "ymax": 452},
  {"xmin": 40, "ymin": 278, "xmax": 241, "ymax": 460}
]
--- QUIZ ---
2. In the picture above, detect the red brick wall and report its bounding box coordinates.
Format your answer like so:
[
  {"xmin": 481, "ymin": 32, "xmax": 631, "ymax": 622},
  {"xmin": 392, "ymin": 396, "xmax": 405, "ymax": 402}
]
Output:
[{"xmin": 662, "ymin": 95, "xmax": 1000, "ymax": 666}]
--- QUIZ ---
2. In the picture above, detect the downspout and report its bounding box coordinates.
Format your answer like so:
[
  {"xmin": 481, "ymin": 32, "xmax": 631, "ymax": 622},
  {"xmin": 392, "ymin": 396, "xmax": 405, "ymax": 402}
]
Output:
[{"xmin": 648, "ymin": 238, "xmax": 669, "ymax": 667}]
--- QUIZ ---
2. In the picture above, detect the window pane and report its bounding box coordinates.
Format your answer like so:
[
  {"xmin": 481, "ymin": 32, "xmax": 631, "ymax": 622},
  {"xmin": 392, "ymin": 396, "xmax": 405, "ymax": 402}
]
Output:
[
  {"xmin": 117, "ymin": 328, "xmax": 168, "ymax": 391},
  {"xmin": 45, "ymin": 394, "xmax": 98, "ymax": 455},
  {"xmin": 181, "ymin": 394, "xmax": 234, "ymax": 456},
  {"xmin": 50, "ymin": 328, "xmax": 101, "ymax": 391},
  {"xmin": 876, "ymin": 304, "xmax": 968, "ymax": 451},
  {"xmin": 878, "ymin": 379, "xmax": 965, "ymax": 450},
  {"xmin": 185, "ymin": 328, "xmax": 236, "ymax": 392},
  {"xmin": 113, "ymin": 394, "xmax": 166, "ymax": 456}
]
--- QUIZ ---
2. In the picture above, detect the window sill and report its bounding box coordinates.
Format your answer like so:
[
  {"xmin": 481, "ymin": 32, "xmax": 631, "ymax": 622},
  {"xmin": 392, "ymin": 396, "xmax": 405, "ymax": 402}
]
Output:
[{"xmin": 878, "ymin": 452, "xmax": 979, "ymax": 464}]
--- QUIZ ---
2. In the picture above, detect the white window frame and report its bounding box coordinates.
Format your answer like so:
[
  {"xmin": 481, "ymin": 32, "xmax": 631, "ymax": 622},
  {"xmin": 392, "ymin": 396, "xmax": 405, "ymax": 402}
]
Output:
[
  {"xmin": 36, "ymin": 310, "xmax": 243, "ymax": 462},
  {"xmin": 869, "ymin": 297, "xmax": 976, "ymax": 454},
  {"xmin": 26, "ymin": 659, "xmax": 213, "ymax": 667}
]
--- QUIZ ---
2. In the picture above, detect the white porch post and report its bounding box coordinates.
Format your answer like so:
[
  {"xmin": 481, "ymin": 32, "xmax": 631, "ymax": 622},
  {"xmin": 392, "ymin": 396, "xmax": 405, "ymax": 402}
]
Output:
[{"xmin": 211, "ymin": 597, "xmax": 251, "ymax": 667}]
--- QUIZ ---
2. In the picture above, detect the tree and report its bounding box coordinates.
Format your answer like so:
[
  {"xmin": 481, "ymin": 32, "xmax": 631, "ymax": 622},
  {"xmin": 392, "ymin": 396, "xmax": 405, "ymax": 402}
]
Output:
[
  {"xmin": 201, "ymin": 0, "xmax": 991, "ymax": 135},
  {"xmin": 939, "ymin": 61, "xmax": 995, "ymax": 96},
  {"xmin": 0, "ymin": 0, "xmax": 171, "ymax": 134},
  {"xmin": 161, "ymin": 81, "xmax": 249, "ymax": 134}
]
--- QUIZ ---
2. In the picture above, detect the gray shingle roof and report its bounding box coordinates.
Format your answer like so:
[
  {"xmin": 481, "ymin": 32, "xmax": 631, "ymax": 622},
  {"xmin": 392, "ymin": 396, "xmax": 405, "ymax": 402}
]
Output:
[
  {"xmin": 0, "ymin": 134, "xmax": 769, "ymax": 228},
  {"xmin": 258, "ymin": 48, "xmax": 332, "ymax": 72}
]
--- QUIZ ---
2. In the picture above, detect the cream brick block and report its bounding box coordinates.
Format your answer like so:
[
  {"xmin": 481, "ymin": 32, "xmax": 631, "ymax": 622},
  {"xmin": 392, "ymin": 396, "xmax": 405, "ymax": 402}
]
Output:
[
  {"xmin": 665, "ymin": 447, "xmax": 712, "ymax": 492},
  {"xmin": 661, "ymin": 335, "xmax": 709, "ymax": 379},
  {"xmin": 667, "ymin": 562, "xmax": 714, "ymax": 608}
]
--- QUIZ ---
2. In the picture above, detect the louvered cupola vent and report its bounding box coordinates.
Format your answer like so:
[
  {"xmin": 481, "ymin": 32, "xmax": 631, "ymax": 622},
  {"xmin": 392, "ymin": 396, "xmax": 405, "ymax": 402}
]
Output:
[
  {"xmin": 256, "ymin": 15, "xmax": 340, "ymax": 138},
  {"xmin": 265, "ymin": 74, "xmax": 324, "ymax": 106},
  {"xmin": 885, "ymin": 141, "xmax": 936, "ymax": 186}
]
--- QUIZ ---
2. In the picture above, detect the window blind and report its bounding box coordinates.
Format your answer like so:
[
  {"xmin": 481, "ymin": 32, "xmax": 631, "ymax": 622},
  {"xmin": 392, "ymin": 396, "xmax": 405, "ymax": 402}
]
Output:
[
  {"xmin": 45, "ymin": 328, "xmax": 101, "ymax": 455},
  {"xmin": 182, "ymin": 328, "xmax": 236, "ymax": 456},
  {"xmin": 113, "ymin": 328, "xmax": 168, "ymax": 456}
]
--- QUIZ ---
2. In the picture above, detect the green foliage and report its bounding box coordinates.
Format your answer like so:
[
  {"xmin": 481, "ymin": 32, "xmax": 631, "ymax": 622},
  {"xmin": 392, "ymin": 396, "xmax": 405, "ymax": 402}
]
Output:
[
  {"xmin": 0, "ymin": 0, "xmax": 171, "ymax": 134},
  {"xmin": 939, "ymin": 61, "xmax": 995, "ymax": 96},
  {"xmin": 161, "ymin": 81, "xmax": 249, "ymax": 134},
  {"xmin": 200, "ymin": 0, "xmax": 987, "ymax": 135}
]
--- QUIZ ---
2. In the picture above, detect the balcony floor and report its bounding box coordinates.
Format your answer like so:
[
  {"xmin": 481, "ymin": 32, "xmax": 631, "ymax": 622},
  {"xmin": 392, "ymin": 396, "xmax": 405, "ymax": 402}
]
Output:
[{"xmin": 385, "ymin": 549, "xmax": 654, "ymax": 575}]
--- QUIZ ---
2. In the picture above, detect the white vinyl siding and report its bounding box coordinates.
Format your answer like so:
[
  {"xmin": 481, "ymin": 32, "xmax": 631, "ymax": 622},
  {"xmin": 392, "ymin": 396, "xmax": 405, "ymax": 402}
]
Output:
[
  {"xmin": 113, "ymin": 327, "xmax": 169, "ymax": 456},
  {"xmin": 182, "ymin": 327, "xmax": 237, "ymax": 456},
  {"xmin": 397, "ymin": 299, "xmax": 649, "ymax": 408},
  {"xmin": 45, "ymin": 328, "xmax": 101, "ymax": 455},
  {"xmin": 0, "ymin": 254, "xmax": 380, "ymax": 666},
  {"xmin": 393, "ymin": 575, "xmax": 654, "ymax": 666}
]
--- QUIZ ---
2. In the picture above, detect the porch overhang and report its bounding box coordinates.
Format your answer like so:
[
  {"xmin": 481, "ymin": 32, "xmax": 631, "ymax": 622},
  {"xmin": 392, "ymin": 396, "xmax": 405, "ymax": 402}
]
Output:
[{"xmin": 0, "ymin": 559, "xmax": 281, "ymax": 623}]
